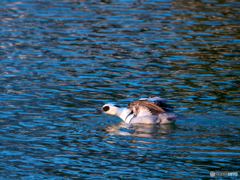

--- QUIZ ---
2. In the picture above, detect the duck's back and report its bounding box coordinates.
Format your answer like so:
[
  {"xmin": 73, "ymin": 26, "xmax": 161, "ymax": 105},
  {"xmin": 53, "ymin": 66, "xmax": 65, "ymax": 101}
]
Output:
[{"xmin": 127, "ymin": 97, "xmax": 177, "ymax": 124}]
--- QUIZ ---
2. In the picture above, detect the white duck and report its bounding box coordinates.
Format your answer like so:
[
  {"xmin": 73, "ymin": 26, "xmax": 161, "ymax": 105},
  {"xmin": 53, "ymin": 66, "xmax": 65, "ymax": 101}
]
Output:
[{"xmin": 101, "ymin": 97, "xmax": 178, "ymax": 124}]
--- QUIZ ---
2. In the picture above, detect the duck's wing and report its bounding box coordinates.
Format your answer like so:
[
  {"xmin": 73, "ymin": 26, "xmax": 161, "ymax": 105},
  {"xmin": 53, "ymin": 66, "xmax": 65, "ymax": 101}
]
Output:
[
  {"xmin": 127, "ymin": 99, "xmax": 165, "ymax": 117},
  {"xmin": 140, "ymin": 97, "xmax": 174, "ymax": 111}
]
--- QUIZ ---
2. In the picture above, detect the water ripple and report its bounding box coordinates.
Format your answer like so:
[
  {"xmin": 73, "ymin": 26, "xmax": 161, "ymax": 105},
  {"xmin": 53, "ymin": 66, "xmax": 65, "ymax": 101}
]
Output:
[{"xmin": 0, "ymin": 0, "xmax": 240, "ymax": 179}]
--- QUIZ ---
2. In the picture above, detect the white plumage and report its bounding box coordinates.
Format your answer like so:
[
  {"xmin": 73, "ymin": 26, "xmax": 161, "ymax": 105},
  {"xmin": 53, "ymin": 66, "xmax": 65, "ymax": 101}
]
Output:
[{"xmin": 101, "ymin": 97, "xmax": 179, "ymax": 124}]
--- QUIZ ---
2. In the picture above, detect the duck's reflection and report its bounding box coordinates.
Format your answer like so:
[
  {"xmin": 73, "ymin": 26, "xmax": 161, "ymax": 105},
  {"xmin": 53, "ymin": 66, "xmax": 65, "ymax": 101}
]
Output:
[{"xmin": 104, "ymin": 121, "xmax": 177, "ymax": 138}]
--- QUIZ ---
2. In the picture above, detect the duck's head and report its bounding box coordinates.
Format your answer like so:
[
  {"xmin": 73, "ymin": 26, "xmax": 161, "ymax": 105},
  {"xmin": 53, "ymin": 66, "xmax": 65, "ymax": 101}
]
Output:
[{"xmin": 101, "ymin": 103, "xmax": 122, "ymax": 116}]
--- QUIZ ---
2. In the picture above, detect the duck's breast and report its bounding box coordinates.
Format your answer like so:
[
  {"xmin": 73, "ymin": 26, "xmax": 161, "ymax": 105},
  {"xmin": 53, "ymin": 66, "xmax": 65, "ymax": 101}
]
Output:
[{"xmin": 130, "ymin": 115, "xmax": 159, "ymax": 124}]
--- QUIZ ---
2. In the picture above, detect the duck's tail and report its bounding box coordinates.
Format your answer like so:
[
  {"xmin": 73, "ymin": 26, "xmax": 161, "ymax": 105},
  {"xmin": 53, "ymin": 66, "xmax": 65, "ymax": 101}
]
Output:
[{"xmin": 158, "ymin": 112, "xmax": 184, "ymax": 124}]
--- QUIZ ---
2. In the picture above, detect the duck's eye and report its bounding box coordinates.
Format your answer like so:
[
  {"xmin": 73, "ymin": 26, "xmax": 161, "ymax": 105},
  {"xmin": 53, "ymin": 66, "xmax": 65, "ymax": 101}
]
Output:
[
  {"xmin": 114, "ymin": 105, "xmax": 121, "ymax": 108},
  {"xmin": 103, "ymin": 106, "xmax": 110, "ymax": 112}
]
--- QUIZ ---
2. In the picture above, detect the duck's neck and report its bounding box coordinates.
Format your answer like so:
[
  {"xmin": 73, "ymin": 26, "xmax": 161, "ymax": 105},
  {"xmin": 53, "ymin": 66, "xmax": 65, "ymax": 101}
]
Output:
[{"xmin": 117, "ymin": 108, "xmax": 132, "ymax": 122}]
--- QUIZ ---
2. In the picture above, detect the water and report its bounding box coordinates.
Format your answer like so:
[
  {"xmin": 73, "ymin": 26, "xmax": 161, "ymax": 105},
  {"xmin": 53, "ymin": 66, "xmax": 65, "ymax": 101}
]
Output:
[{"xmin": 0, "ymin": 0, "xmax": 240, "ymax": 179}]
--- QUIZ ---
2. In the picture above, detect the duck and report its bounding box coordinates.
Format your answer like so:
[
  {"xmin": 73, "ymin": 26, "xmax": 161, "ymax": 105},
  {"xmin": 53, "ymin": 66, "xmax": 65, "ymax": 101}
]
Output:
[{"xmin": 101, "ymin": 97, "xmax": 179, "ymax": 124}]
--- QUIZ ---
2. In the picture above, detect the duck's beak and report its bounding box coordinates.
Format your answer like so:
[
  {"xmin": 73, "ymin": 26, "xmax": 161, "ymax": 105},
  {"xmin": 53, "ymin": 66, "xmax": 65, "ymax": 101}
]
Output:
[{"xmin": 95, "ymin": 107, "xmax": 103, "ymax": 113}]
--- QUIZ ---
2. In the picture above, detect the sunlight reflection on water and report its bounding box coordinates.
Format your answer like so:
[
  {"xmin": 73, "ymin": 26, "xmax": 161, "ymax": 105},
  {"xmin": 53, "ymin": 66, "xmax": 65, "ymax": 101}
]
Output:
[{"xmin": 0, "ymin": 0, "xmax": 240, "ymax": 179}]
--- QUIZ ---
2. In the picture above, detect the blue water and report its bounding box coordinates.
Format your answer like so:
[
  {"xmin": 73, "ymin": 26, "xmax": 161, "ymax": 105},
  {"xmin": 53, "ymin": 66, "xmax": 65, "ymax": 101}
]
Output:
[{"xmin": 0, "ymin": 0, "xmax": 240, "ymax": 179}]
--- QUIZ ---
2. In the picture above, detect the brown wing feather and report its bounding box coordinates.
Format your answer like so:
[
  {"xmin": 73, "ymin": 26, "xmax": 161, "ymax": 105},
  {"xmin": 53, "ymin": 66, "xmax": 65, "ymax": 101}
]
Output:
[{"xmin": 127, "ymin": 100, "xmax": 165, "ymax": 115}]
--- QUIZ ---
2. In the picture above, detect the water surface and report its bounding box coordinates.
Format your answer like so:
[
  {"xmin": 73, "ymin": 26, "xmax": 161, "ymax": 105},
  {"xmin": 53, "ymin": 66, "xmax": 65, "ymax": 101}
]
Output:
[{"xmin": 0, "ymin": 0, "xmax": 240, "ymax": 179}]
